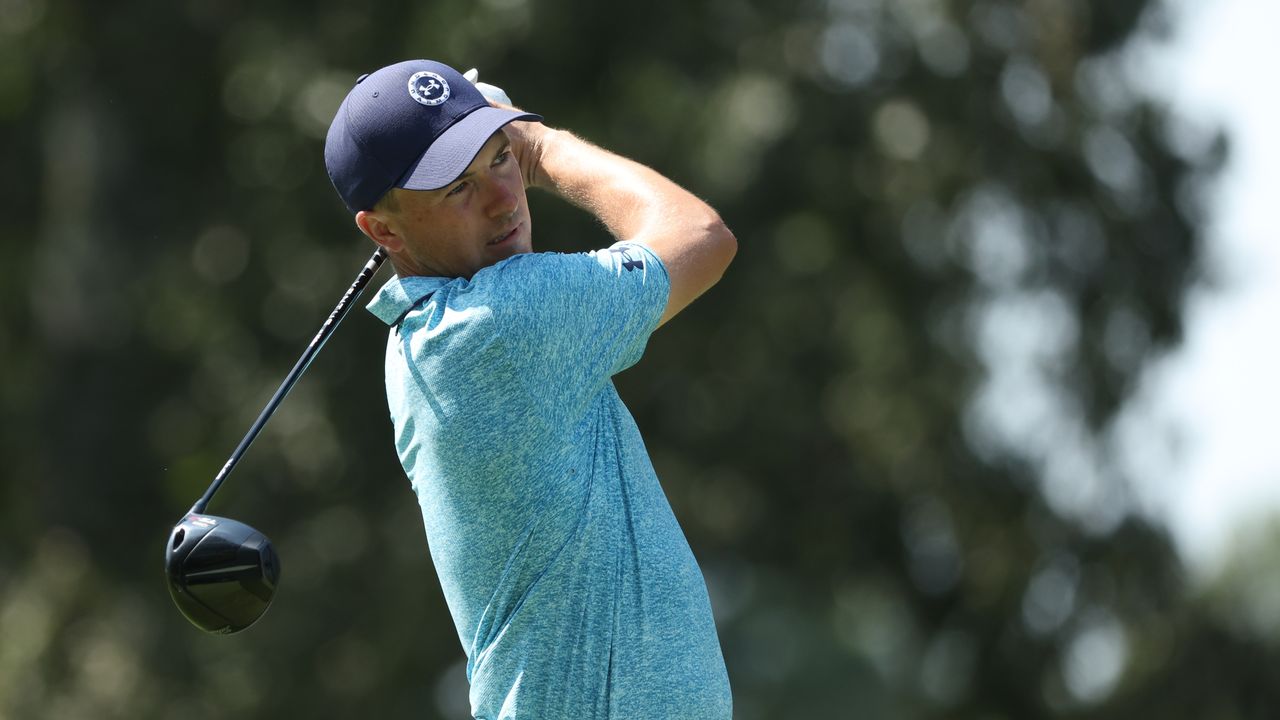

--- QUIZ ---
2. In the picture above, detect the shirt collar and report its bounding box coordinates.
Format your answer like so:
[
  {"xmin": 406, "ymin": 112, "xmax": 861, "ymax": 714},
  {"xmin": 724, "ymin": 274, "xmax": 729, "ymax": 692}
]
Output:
[{"xmin": 366, "ymin": 274, "xmax": 450, "ymax": 326}]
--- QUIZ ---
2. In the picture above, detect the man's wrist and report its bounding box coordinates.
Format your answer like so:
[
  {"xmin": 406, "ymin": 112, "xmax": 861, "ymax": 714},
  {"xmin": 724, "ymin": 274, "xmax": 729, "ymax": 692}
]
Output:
[{"xmin": 515, "ymin": 125, "xmax": 561, "ymax": 191}]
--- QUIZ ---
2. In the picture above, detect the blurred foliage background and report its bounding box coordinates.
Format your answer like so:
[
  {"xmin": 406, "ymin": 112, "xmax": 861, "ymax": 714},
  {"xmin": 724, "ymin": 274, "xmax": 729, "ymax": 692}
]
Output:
[{"xmin": 1, "ymin": 0, "xmax": 1274, "ymax": 717}]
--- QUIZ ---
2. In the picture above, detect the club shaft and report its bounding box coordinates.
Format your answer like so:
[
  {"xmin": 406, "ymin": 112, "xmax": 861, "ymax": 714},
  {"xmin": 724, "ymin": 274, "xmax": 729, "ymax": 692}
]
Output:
[{"xmin": 190, "ymin": 247, "xmax": 387, "ymax": 515}]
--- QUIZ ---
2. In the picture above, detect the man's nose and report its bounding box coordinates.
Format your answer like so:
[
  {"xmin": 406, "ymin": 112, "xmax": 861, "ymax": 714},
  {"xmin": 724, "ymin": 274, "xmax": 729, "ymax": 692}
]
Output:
[{"xmin": 483, "ymin": 177, "xmax": 518, "ymax": 219}]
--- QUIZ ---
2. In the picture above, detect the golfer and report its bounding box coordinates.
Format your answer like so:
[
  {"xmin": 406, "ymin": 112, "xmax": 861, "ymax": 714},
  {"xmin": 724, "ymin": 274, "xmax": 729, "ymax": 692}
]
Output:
[{"xmin": 324, "ymin": 59, "xmax": 736, "ymax": 719}]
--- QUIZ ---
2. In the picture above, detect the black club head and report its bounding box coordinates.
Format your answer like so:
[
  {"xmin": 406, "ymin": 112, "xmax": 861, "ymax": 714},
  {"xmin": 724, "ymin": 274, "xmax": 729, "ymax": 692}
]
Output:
[{"xmin": 165, "ymin": 514, "xmax": 281, "ymax": 634}]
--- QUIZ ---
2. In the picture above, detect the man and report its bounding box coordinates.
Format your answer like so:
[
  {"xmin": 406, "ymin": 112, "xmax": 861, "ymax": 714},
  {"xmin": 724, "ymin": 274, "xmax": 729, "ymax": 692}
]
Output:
[{"xmin": 324, "ymin": 59, "xmax": 736, "ymax": 719}]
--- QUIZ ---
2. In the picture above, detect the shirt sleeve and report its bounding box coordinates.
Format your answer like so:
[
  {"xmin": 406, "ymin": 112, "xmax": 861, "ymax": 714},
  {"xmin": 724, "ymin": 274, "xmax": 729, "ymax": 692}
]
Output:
[{"xmin": 483, "ymin": 241, "xmax": 669, "ymax": 414}]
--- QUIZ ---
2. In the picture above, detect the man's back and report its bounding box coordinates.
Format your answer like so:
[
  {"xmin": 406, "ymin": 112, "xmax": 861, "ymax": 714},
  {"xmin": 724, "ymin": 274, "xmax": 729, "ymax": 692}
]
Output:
[{"xmin": 368, "ymin": 246, "xmax": 732, "ymax": 719}]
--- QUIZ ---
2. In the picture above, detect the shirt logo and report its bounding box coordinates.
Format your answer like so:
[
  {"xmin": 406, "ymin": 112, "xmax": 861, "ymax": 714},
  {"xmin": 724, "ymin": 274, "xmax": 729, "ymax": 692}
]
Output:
[
  {"xmin": 610, "ymin": 246, "xmax": 645, "ymax": 272},
  {"xmin": 408, "ymin": 71, "xmax": 450, "ymax": 106}
]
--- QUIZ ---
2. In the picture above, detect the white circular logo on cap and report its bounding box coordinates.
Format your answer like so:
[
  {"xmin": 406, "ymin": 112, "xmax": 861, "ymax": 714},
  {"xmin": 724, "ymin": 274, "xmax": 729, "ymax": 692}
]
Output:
[{"xmin": 407, "ymin": 71, "xmax": 450, "ymax": 106}]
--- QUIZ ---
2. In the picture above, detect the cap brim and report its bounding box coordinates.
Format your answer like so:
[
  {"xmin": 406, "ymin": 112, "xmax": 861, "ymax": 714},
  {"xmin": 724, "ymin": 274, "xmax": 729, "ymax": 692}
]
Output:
[{"xmin": 397, "ymin": 106, "xmax": 542, "ymax": 191}]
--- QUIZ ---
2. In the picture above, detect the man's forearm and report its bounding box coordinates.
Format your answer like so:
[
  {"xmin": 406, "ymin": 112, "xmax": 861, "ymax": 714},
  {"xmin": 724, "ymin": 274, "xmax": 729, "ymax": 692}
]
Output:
[
  {"xmin": 527, "ymin": 129, "xmax": 710, "ymax": 242},
  {"xmin": 512, "ymin": 122, "xmax": 737, "ymax": 326}
]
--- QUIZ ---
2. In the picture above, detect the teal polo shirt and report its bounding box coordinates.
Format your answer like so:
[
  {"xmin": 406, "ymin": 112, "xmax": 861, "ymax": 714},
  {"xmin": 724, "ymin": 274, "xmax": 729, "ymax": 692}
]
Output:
[{"xmin": 366, "ymin": 243, "xmax": 731, "ymax": 719}]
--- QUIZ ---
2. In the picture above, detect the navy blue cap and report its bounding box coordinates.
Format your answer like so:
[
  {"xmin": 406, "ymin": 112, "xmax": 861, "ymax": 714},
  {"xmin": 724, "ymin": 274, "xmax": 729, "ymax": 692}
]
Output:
[{"xmin": 324, "ymin": 60, "xmax": 541, "ymax": 214}]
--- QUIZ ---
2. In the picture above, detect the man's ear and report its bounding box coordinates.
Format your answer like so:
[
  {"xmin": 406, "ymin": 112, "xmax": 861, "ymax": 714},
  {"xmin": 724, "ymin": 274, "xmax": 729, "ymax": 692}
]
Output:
[{"xmin": 355, "ymin": 210, "xmax": 403, "ymax": 252}]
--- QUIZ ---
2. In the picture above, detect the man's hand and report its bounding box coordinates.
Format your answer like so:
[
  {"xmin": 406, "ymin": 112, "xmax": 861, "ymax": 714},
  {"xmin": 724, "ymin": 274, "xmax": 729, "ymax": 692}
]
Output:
[
  {"xmin": 462, "ymin": 68, "xmax": 513, "ymax": 106},
  {"xmin": 464, "ymin": 67, "xmax": 554, "ymax": 191}
]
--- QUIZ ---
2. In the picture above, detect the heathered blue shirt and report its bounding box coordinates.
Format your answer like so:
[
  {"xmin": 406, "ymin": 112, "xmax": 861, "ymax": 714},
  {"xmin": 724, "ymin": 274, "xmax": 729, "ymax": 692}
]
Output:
[{"xmin": 366, "ymin": 243, "xmax": 731, "ymax": 720}]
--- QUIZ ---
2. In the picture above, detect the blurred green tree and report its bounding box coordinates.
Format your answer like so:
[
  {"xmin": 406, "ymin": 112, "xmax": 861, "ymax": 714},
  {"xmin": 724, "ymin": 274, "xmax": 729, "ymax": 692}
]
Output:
[{"xmin": 1, "ymin": 0, "xmax": 1272, "ymax": 718}]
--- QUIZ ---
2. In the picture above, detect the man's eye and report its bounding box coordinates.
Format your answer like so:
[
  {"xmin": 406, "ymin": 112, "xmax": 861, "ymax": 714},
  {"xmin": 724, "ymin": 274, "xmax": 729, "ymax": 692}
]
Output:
[
  {"xmin": 493, "ymin": 150, "xmax": 512, "ymax": 166},
  {"xmin": 447, "ymin": 181, "xmax": 469, "ymax": 197}
]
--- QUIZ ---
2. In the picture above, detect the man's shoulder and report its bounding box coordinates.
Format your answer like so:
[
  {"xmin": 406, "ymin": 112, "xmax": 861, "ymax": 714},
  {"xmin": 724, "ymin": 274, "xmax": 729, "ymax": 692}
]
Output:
[
  {"xmin": 394, "ymin": 254, "xmax": 575, "ymax": 346},
  {"xmin": 474, "ymin": 250, "xmax": 586, "ymax": 286},
  {"xmin": 453, "ymin": 251, "xmax": 599, "ymax": 316},
  {"xmin": 470, "ymin": 244, "xmax": 666, "ymax": 298}
]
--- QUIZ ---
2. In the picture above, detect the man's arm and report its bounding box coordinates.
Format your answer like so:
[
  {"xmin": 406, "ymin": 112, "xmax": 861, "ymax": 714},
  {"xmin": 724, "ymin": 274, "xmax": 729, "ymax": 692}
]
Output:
[{"xmin": 506, "ymin": 121, "xmax": 737, "ymax": 328}]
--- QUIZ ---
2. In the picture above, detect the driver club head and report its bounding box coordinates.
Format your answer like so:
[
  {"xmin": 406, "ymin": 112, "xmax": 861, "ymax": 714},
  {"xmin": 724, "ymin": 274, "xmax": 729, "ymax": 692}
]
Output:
[{"xmin": 165, "ymin": 514, "xmax": 281, "ymax": 634}]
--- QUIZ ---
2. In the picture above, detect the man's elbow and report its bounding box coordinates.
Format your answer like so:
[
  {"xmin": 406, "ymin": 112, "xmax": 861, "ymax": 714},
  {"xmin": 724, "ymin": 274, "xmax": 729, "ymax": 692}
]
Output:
[{"xmin": 704, "ymin": 214, "xmax": 737, "ymax": 279}]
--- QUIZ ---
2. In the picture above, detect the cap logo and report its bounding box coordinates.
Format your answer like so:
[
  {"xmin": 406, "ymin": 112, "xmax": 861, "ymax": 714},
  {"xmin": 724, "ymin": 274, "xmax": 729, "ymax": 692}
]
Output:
[{"xmin": 407, "ymin": 71, "xmax": 450, "ymax": 106}]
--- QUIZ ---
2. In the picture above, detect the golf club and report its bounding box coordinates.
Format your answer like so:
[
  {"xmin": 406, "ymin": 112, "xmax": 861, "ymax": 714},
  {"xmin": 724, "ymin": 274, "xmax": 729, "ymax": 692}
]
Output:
[{"xmin": 165, "ymin": 247, "xmax": 387, "ymax": 634}]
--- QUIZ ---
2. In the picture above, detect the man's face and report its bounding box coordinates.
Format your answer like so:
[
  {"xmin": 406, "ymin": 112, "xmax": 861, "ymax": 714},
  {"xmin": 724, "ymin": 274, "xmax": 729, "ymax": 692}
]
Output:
[{"xmin": 363, "ymin": 130, "xmax": 532, "ymax": 279}]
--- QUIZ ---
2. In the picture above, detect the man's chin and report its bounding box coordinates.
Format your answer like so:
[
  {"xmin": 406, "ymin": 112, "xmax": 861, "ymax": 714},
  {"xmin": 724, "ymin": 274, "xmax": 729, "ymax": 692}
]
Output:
[{"xmin": 487, "ymin": 227, "xmax": 532, "ymax": 259}]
